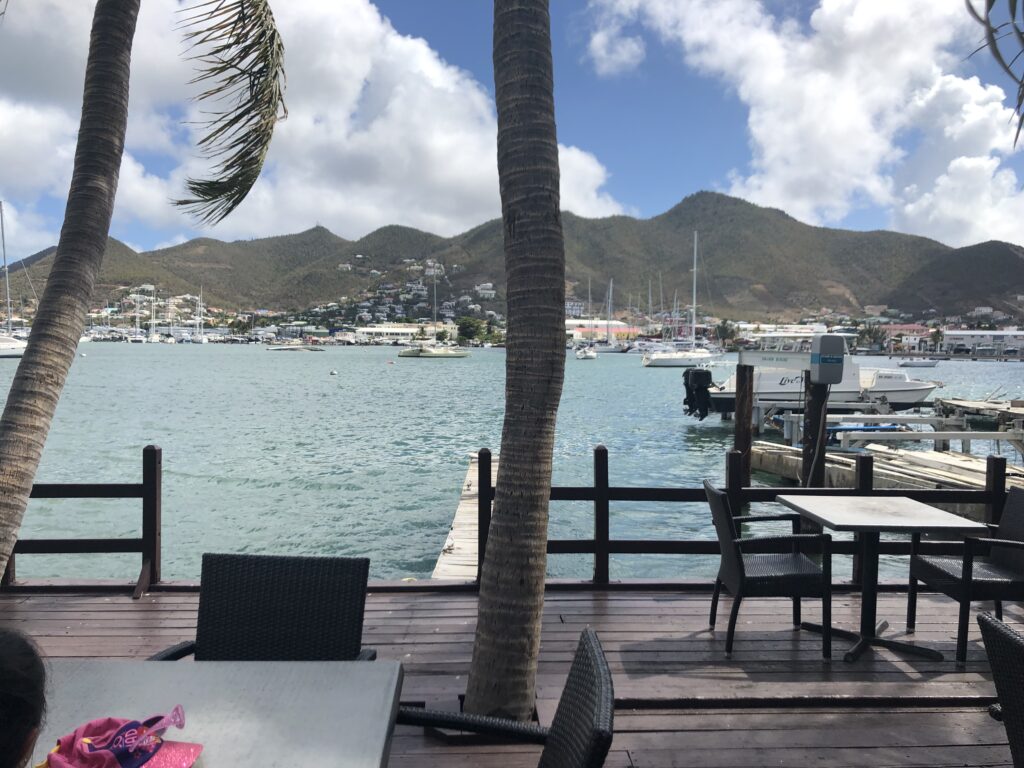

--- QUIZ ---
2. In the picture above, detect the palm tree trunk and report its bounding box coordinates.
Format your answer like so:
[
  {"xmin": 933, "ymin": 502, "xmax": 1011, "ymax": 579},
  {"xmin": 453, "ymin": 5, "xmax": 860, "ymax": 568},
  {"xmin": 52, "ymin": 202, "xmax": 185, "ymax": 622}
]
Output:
[
  {"xmin": 0, "ymin": 0, "xmax": 139, "ymax": 572},
  {"xmin": 464, "ymin": 0, "xmax": 565, "ymax": 720}
]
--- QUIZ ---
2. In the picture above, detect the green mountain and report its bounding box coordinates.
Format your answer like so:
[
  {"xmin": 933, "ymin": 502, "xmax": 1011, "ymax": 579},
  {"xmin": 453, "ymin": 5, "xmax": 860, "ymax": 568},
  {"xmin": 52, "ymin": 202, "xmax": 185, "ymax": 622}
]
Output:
[{"xmin": 7, "ymin": 192, "xmax": 1021, "ymax": 318}]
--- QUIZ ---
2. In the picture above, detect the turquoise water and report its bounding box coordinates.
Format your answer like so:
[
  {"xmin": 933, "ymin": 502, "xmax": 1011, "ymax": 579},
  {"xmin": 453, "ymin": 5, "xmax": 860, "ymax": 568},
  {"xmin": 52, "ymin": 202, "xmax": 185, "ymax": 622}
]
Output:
[{"xmin": 1, "ymin": 346, "xmax": 1022, "ymax": 581}]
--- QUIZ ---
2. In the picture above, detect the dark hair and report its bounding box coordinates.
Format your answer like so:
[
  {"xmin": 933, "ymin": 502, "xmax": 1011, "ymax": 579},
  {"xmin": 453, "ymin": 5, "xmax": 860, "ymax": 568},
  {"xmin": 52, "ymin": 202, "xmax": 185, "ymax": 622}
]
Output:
[{"xmin": 0, "ymin": 629, "xmax": 45, "ymax": 768}]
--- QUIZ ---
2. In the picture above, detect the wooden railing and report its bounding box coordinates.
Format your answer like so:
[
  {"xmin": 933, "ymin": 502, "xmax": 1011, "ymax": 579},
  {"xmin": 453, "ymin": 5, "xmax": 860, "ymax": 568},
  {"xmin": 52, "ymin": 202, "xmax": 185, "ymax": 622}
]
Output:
[
  {"xmin": 476, "ymin": 446, "xmax": 1009, "ymax": 585},
  {"xmin": 1, "ymin": 445, "xmax": 162, "ymax": 598}
]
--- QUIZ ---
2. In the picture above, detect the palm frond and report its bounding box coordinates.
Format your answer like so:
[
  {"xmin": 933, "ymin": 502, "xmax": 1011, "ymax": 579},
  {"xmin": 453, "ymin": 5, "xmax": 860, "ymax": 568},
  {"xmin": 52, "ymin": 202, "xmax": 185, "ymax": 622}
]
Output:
[
  {"xmin": 175, "ymin": 0, "xmax": 287, "ymax": 225},
  {"xmin": 967, "ymin": 0, "xmax": 1024, "ymax": 144}
]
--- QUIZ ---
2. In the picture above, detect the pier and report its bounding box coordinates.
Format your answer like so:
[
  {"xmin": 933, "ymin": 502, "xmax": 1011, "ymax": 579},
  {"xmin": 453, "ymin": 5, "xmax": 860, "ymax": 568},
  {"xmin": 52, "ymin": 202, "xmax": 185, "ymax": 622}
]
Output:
[
  {"xmin": 934, "ymin": 397, "xmax": 1024, "ymax": 429},
  {"xmin": 751, "ymin": 441, "xmax": 1023, "ymax": 517},
  {"xmin": 431, "ymin": 453, "xmax": 496, "ymax": 580}
]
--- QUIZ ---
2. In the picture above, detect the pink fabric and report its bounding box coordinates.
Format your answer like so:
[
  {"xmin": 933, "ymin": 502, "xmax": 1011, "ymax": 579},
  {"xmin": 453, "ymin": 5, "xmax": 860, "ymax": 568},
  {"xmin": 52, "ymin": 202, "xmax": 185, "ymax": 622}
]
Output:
[{"xmin": 42, "ymin": 714, "xmax": 202, "ymax": 768}]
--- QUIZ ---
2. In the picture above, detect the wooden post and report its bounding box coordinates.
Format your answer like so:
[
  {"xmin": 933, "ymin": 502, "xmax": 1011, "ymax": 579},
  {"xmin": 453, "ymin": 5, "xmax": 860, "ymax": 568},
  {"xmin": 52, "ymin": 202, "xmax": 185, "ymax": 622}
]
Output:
[
  {"xmin": 139, "ymin": 445, "xmax": 162, "ymax": 597},
  {"xmin": 725, "ymin": 450, "xmax": 744, "ymax": 516},
  {"xmin": 986, "ymin": 455, "xmax": 1007, "ymax": 525},
  {"xmin": 733, "ymin": 364, "xmax": 754, "ymax": 487},
  {"xmin": 594, "ymin": 445, "xmax": 610, "ymax": 586},
  {"xmin": 852, "ymin": 454, "xmax": 874, "ymax": 584},
  {"xmin": 800, "ymin": 372, "xmax": 829, "ymax": 488},
  {"xmin": 476, "ymin": 448, "xmax": 492, "ymax": 584}
]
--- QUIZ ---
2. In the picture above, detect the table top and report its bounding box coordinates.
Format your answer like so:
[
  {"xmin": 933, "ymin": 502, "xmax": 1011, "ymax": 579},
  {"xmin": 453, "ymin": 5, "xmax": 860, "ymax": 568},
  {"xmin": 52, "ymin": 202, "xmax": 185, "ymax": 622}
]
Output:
[
  {"xmin": 775, "ymin": 495, "xmax": 990, "ymax": 534},
  {"xmin": 33, "ymin": 659, "xmax": 403, "ymax": 767}
]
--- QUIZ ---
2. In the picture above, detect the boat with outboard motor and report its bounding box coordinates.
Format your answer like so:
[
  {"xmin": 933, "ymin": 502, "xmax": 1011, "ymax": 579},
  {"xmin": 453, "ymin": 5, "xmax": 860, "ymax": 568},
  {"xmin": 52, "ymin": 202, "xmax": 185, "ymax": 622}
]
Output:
[{"xmin": 704, "ymin": 349, "xmax": 938, "ymax": 413}]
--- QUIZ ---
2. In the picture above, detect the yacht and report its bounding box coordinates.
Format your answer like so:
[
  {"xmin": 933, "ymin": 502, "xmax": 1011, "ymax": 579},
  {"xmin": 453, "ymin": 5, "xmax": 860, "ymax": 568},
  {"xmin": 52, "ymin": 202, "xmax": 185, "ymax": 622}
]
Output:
[
  {"xmin": 708, "ymin": 349, "xmax": 938, "ymax": 412},
  {"xmin": 398, "ymin": 342, "xmax": 469, "ymax": 358},
  {"xmin": 575, "ymin": 346, "xmax": 598, "ymax": 360}
]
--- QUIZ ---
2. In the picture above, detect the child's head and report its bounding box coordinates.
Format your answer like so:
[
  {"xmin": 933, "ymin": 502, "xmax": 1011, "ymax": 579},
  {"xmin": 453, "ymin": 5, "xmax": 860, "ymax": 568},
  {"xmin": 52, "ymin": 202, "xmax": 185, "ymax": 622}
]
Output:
[{"xmin": 0, "ymin": 629, "xmax": 45, "ymax": 768}]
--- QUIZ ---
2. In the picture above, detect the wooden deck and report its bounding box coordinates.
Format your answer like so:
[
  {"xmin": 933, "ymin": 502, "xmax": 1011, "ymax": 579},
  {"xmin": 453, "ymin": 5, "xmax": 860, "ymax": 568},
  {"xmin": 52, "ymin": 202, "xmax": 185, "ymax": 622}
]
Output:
[{"xmin": 0, "ymin": 588, "xmax": 1015, "ymax": 766}]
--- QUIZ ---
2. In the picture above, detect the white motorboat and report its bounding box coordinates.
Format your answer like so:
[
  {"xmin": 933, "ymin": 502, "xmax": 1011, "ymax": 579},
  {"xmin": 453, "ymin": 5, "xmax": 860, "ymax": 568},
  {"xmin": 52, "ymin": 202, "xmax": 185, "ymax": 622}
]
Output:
[
  {"xmin": 399, "ymin": 343, "xmax": 469, "ymax": 358},
  {"xmin": 897, "ymin": 359, "xmax": 939, "ymax": 368},
  {"xmin": 0, "ymin": 333, "xmax": 27, "ymax": 358},
  {"xmin": 642, "ymin": 348, "xmax": 715, "ymax": 368},
  {"xmin": 708, "ymin": 349, "xmax": 937, "ymax": 412},
  {"xmin": 575, "ymin": 346, "xmax": 597, "ymax": 360}
]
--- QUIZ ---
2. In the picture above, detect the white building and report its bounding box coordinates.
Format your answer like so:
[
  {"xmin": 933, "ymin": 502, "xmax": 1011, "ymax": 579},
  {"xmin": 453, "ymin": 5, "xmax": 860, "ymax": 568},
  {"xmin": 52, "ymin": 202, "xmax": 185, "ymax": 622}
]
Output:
[{"xmin": 941, "ymin": 328, "xmax": 1024, "ymax": 351}]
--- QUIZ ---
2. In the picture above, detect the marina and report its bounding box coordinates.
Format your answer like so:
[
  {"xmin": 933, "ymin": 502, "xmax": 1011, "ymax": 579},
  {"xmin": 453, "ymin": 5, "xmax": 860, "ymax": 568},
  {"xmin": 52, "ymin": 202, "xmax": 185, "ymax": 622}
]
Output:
[{"xmin": 0, "ymin": 344, "xmax": 1021, "ymax": 584}]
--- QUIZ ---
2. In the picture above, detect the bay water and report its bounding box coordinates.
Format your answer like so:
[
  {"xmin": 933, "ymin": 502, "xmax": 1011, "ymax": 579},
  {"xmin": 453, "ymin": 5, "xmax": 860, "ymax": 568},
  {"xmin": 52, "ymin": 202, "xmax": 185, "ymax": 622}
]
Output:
[{"xmin": 2, "ymin": 345, "xmax": 1021, "ymax": 582}]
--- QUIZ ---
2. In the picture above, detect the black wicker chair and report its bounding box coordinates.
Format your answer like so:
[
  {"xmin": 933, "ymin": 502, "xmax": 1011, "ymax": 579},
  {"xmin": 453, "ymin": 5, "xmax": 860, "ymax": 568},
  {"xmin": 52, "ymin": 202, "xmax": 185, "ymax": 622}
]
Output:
[
  {"xmin": 149, "ymin": 553, "xmax": 375, "ymax": 661},
  {"xmin": 907, "ymin": 488, "xmax": 1024, "ymax": 665},
  {"xmin": 396, "ymin": 628, "xmax": 613, "ymax": 768},
  {"xmin": 978, "ymin": 612, "xmax": 1024, "ymax": 767},
  {"xmin": 705, "ymin": 480, "xmax": 833, "ymax": 658}
]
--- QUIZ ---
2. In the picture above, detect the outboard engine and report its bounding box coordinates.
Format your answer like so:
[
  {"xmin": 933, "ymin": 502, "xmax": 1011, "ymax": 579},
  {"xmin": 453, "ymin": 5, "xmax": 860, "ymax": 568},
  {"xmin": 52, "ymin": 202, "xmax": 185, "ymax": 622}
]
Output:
[{"xmin": 683, "ymin": 367, "xmax": 714, "ymax": 420}]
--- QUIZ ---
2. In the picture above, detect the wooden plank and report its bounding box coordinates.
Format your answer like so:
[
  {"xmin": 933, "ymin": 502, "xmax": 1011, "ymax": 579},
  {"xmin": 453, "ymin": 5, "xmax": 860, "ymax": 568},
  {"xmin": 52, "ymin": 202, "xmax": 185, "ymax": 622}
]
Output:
[
  {"xmin": 432, "ymin": 454, "xmax": 497, "ymax": 580},
  {"xmin": 0, "ymin": 589, "xmax": 1015, "ymax": 768}
]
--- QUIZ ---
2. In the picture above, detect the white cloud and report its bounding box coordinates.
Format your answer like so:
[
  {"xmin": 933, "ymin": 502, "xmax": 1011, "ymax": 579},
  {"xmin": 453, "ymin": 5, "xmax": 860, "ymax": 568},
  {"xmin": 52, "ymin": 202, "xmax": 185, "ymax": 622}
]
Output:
[
  {"xmin": 898, "ymin": 156, "xmax": 1024, "ymax": 245},
  {"xmin": 0, "ymin": 0, "xmax": 625, "ymax": 251},
  {"xmin": 0, "ymin": 202, "xmax": 59, "ymax": 260},
  {"xmin": 586, "ymin": 0, "xmax": 1024, "ymax": 246},
  {"xmin": 559, "ymin": 146, "xmax": 632, "ymax": 217},
  {"xmin": 588, "ymin": 23, "xmax": 646, "ymax": 76}
]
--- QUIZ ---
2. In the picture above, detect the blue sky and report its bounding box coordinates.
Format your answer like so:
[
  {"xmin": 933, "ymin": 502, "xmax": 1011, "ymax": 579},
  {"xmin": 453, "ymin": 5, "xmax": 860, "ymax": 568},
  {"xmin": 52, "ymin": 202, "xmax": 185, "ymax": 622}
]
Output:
[{"xmin": 1, "ymin": 0, "xmax": 1023, "ymax": 259}]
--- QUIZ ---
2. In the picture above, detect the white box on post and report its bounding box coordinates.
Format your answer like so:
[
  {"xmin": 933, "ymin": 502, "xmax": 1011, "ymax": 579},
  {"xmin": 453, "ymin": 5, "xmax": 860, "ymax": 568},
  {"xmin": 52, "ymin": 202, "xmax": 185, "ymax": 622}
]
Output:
[{"xmin": 810, "ymin": 334, "xmax": 845, "ymax": 384}]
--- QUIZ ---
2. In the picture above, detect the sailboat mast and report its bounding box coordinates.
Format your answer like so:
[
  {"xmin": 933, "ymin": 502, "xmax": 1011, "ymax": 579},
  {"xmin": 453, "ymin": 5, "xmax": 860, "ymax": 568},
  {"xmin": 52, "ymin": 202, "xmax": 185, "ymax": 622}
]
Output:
[
  {"xmin": 692, "ymin": 231, "xmax": 698, "ymax": 343},
  {"xmin": 0, "ymin": 202, "xmax": 13, "ymax": 335},
  {"xmin": 606, "ymin": 278, "xmax": 613, "ymax": 344}
]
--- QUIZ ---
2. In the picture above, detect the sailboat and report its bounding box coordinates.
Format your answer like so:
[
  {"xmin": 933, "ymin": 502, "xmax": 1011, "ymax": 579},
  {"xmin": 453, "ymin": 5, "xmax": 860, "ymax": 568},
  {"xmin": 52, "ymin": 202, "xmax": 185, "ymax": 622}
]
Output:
[
  {"xmin": 643, "ymin": 232, "xmax": 720, "ymax": 368},
  {"xmin": 398, "ymin": 268, "xmax": 469, "ymax": 358},
  {"xmin": 195, "ymin": 289, "xmax": 209, "ymax": 343},
  {"xmin": 591, "ymin": 278, "xmax": 627, "ymax": 353},
  {"xmin": 0, "ymin": 202, "xmax": 28, "ymax": 359}
]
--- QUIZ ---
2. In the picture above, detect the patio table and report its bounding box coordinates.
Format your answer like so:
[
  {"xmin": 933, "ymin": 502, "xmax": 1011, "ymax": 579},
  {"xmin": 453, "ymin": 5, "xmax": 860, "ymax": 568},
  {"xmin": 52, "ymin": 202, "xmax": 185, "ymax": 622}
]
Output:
[
  {"xmin": 776, "ymin": 494, "xmax": 987, "ymax": 662},
  {"xmin": 32, "ymin": 659, "xmax": 403, "ymax": 767}
]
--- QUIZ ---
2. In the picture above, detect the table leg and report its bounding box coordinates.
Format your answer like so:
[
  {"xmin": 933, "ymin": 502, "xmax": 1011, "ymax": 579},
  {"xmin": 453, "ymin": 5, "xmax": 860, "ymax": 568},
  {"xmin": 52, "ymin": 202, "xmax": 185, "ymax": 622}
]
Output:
[
  {"xmin": 805, "ymin": 530, "xmax": 943, "ymax": 663},
  {"xmin": 859, "ymin": 532, "xmax": 879, "ymax": 638}
]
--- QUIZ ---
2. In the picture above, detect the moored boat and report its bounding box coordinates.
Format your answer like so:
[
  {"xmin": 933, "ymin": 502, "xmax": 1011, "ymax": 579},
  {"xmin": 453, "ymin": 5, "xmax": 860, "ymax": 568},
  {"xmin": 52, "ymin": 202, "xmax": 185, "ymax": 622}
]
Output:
[
  {"xmin": 398, "ymin": 343, "xmax": 470, "ymax": 358},
  {"xmin": 897, "ymin": 358, "xmax": 939, "ymax": 368},
  {"xmin": 707, "ymin": 350, "xmax": 938, "ymax": 412},
  {"xmin": 642, "ymin": 348, "xmax": 716, "ymax": 368}
]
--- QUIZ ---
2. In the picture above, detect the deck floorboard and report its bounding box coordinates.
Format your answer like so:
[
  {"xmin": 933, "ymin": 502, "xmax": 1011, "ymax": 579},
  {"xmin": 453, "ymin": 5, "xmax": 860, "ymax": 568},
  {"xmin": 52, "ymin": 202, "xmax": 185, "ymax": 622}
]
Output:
[{"xmin": 0, "ymin": 588, "xmax": 1014, "ymax": 766}]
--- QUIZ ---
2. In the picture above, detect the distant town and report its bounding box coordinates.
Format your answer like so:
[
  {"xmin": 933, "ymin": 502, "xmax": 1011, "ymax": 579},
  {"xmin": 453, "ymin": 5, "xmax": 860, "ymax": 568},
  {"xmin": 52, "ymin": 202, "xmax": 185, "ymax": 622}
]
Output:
[{"xmin": 3, "ymin": 252, "xmax": 1022, "ymax": 353}]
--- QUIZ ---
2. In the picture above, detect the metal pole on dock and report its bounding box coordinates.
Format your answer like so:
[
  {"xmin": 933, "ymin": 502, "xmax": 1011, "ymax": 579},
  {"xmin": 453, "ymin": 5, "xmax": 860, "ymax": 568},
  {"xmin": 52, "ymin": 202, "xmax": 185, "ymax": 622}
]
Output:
[{"xmin": 800, "ymin": 371, "xmax": 828, "ymax": 489}]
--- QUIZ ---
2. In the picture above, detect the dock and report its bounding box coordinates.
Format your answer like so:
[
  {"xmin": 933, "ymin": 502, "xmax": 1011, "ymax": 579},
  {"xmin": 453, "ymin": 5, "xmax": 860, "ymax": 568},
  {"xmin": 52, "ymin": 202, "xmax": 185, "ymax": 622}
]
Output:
[
  {"xmin": 431, "ymin": 453, "xmax": 497, "ymax": 580},
  {"xmin": 751, "ymin": 441, "xmax": 1023, "ymax": 515},
  {"xmin": 934, "ymin": 397, "xmax": 1024, "ymax": 429}
]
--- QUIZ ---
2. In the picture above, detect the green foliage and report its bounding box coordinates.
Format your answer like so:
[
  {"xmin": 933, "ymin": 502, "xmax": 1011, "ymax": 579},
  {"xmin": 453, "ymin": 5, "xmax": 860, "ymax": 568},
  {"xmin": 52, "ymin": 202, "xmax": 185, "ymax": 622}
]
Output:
[
  {"xmin": 436, "ymin": 329, "xmax": 449, "ymax": 342},
  {"xmin": 857, "ymin": 323, "xmax": 888, "ymax": 348},
  {"xmin": 967, "ymin": 1, "xmax": 1024, "ymax": 144},
  {"xmin": 175, "ymin": 0, "xmax": 287, "ymax": 224},
  {"xmin": 10, "ymin": 192, "xmax": 1022, "ymax": 317},
  {"xmin": 457, "ymin": 317, "xmax": 484, "ymax": 340}
]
